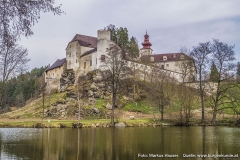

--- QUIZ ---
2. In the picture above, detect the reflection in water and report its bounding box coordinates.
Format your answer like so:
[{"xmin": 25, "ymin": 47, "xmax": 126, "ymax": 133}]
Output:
[
  {"xmin": 0, "ymin": 127, "xmax": 239, "ymax": 159},
  {"xmin": 202, "ymin": 127, "xmax": 206, "ymax": 160}
]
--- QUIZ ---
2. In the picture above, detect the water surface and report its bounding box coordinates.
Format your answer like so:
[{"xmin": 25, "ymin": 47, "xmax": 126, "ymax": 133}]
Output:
[{"xmin": 0, "ymin": 126, "xmax": 239, "ymax": 160}]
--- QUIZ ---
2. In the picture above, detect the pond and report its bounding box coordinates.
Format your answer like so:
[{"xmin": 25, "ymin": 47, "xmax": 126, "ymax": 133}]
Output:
[{"xmin": 0, "ymin": 126, "xmax": 239, "ymax": 160}]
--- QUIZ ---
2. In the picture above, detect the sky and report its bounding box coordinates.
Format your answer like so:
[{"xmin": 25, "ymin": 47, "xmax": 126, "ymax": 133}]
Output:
[{"xmin": 18, "ymin": 0, "xmax": 240, "ymax": 70}]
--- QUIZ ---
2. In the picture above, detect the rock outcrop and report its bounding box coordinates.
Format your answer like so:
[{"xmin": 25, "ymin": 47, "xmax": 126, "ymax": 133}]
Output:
[
  {"xmin": 60, "ymin": 69, "xmax": 75, "ymax": 92},
  {"xmin": 52, "ymin": 70, "xmax": 134, "ymax": 119}
]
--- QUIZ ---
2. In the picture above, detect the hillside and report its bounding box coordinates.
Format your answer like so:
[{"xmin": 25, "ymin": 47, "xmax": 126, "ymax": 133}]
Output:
[{"xmin": 1, "ymin": 70, "xmax": 239, "ymax": 127}]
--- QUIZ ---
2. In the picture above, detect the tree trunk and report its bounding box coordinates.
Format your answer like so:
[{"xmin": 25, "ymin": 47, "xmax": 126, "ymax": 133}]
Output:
[
  {"xmin": 111, "ymin": 92, "xmax": 115, "ymax": 126},
  {"xmin": 160, "ymin": 106, "xmax": 164, "ymax": 120},
  {"xmin": 212, "ymin": 81, "xmax": 220, "ymax": 125},
  {"xmin": 111, "ymin": 81, "xmax": 115, "ymax": 126},
  {"xmin": 199, "ymin": 69, "xmax": 205, "ymax": 123},
  {"xmin": 212, "ymin": 107, "xmax": 217, "ymax": 125}
]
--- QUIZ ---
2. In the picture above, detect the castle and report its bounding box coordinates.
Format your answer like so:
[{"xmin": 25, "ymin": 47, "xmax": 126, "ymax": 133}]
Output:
[{"xmin": 45, "ymin": 30, "xmax": 195, "ymax": 89}]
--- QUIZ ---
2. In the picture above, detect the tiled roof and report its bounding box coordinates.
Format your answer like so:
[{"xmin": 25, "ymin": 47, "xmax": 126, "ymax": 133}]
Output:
[
  {"xmin": 46, "ymin": 58, "xmax": 66, "ymax": 71},
  {"xmin": 70, "ymin": 34, "xmax": 97, "ymax": 48},
  {"xmin": 140, "ymin": 53, "xmax": 192, "ymax": 63},
  {"xmin": 80, "ymin": 48, "xmax": 97, "ymax": 58}
]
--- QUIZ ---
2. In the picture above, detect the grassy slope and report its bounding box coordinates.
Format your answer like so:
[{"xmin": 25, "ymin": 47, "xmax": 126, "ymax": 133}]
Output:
[{"xmin": 2, "ymin": 92, "xmax": 67, "ymax": 119}]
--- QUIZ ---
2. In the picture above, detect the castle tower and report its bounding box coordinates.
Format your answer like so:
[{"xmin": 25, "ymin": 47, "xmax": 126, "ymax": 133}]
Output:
[
  {"xmin": 140, "ymin": 31, "xmax": 153, "ymax": 56},
  {"xmin": 92, "ymin": 30, "xmax": 111, "ymax": 70}
]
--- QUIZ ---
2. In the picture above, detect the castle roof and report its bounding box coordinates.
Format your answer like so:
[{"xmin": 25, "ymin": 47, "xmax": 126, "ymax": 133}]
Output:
[
  {"xmin": 80, "ymin": 48, "xmax": 97, "ymax": 58},
  {"xmin": 46, "ymin": 58, "xmax": 66, "ymax": 71},
  {"xmin": 140, "ymin": 53, "xmax": 192, "ymax": 63},
  {"xmin": 69, "ymin": 34, "xmax": 97, "ymax": 48}
]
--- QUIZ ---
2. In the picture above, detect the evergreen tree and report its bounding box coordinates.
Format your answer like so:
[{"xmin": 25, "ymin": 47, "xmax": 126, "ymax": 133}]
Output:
[
  {"xmin": 237, "ymin": 62, "xmax": 240, "ymax": 80},
  {"xmin": 105, "ymin": 24, "xmax": 139, "ymax": 59},
  {"xmin": 127, "ymin": 36, "xmax": 139, "ymax": 58},
  {"xmin": 3, "ymin": 66, "xmax": 46, "ymax": 108},
  {"xmin": 209, "ymin": 61, "xmax": 219, "ymax": 82}
]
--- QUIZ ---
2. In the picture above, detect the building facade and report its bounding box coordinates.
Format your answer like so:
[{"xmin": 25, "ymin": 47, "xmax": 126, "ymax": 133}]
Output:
[
  {"xmin": 45, "ymin": 58, "xmax": 66, "ymax": 89},
  {"xmin": 45, "ymin": 29, "xmax": 196, "ymax": 89}
]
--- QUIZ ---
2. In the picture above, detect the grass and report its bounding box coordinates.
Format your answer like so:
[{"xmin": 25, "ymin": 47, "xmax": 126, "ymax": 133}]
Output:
[
  {"xmin": 122, "ymin": 101, "xmax": 155, "ymax": 114},
  {"xmin": 95, "ymin": 98, "xmax": 107, "ymax": 109},
  {"xmin": 2, "ymin": 92, "xmax": 67, "ymax": 119}
]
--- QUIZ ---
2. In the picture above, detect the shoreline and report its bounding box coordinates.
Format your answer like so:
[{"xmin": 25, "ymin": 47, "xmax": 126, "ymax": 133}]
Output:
[{"xmin": 0, "ymin": 118, "xmax": 238, "ymax": 128}]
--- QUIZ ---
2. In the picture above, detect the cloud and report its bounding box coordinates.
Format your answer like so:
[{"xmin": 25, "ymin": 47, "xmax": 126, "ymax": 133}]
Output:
[{"xmin": 18, "ymin": 0, "xmax": 240, "ymax": 70}]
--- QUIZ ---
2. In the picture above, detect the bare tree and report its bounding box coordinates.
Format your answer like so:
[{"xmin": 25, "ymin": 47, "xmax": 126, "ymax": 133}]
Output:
[
  {"xmin": 176, "ymin": 83, "xmax": 199, "ymax": 124},
  {"xmin": 190, "ymin": 42, "xmax": 211, "ymax": 122},
  {"xmin": 210, "ymin": 39, "xmax": 236, "ymax": 125},
  {"xmin": 100, "ymin": 43, "xmax": 130, "ymax": 126},
  {"xmin": 75, "ymin": 73, "xmax": 85, "ymax": 126},
  {"xmin": 0, "ymin": 42, "xmax": 30, "ymax": 107},
  {"xmin": 0, "ymin": 0, "xmax": 63, "ymax": 44},
  {"xmin": 176, "ymin": 47, "xmax": 198, "ymax": 123},
  {"xmin": 147, "ymin": 69, "xmax": 175, "ymax": 120},
  {"xmin": 177, "ymin": 47, "xmax": 196, "ymax": 82}
]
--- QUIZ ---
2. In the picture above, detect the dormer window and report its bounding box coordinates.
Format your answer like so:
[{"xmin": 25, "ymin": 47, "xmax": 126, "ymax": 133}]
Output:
[
  {"xmin": 180, "ymin": 55, "xmax": 184, "ymax": 59},
  {"xmin": 173, "ymin": 54, "xmax": 176, "ymax": 58},
  {"xmin": 150, "ymin": 56, "xmax": 154, "ymax": 62},
  {"xmin": 163, "ymin": 56, "xmax": 167, "ymax": 61}
]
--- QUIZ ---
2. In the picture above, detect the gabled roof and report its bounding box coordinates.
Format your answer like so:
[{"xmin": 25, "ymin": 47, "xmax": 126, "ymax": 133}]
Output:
[
  {"xmin": 69, "ymin": 34, "xmax": 97, "ymax": 48},
  {"xmin": 140, "ymin": 53, "xmax": 192, "ymax": 63},
  {"xmin": 46, "ymin": 58, "xmax": 66, "ymax": 71},
  {"xmin": 80, "ymin": 48, "xmax": 97, "ymax": 58}
]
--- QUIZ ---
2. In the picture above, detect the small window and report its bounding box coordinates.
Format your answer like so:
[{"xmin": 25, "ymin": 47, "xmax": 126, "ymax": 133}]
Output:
[
  {"xmin": 161, "ymin": 65, "xmax": 164, "ymax": 69},
  {"xmin": 90, "ymin": 60, "xmax": 92, "ymax": 66},
  {"xmin": 166, "ymin": 64, "xmax": 169, "ymax": 67},
  {"xmin": 84, "ymin": 62, "xmax": 86, "ymax": 69},
  {"xmin": 163, "ymin": 56, "xmax": 167, "ymax": 61},
  {"xmin": 96, "ymin": 58, "xmax": 97, "ymax": 64},
  {"xmin": 101, "ymin": 55, "xmax": 105, "ymax": 62},
  {"xmin": 76, "ymin": 59, "xmax": 77, "ymax": 63},
  {"xmin": 69, "ymin": 53, "xmax": 71, "ymax": 57}
]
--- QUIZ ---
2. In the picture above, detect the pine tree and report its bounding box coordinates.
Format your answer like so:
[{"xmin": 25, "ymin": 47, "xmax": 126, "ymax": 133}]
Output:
[
  {"xmin": 127, "ymin": 36, "xmax": 139, "ymax": 59},
  {"xmin": 104, "ymin": 24, "xmax": 139, "ymax": 56},
  {"xmin": 210, "ymin": 61, "xmax": 219, "ymax": 82}
]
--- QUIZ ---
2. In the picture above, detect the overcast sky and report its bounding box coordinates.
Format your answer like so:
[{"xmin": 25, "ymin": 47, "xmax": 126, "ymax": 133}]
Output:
[{"xmin": 18, "ymin": 0, "xmax": 240, "ymax": 70}]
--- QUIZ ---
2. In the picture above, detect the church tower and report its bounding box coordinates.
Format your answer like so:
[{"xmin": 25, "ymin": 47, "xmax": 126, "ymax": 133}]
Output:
[{"xmin": 139, "ymin": 31, "xmax": 153, "ymax": 56}]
